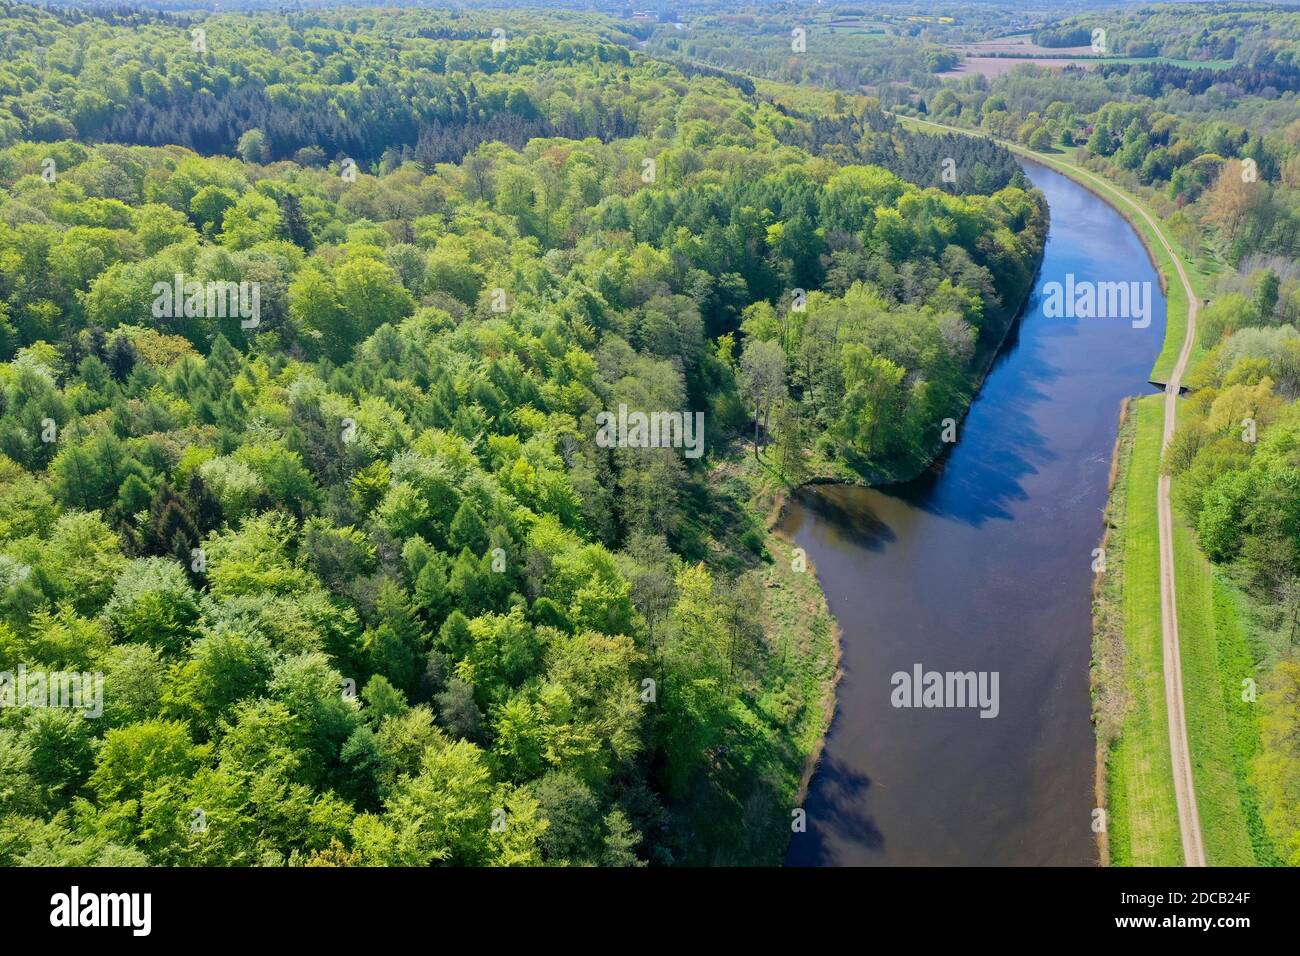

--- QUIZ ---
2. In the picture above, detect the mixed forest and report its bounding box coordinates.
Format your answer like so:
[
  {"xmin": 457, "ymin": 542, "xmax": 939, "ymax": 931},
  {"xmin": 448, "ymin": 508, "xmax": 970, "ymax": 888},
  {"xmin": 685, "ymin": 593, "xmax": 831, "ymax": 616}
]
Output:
[{"xmin": 0, "ymin": 2, "xmax": 1045, "ymax": 866}]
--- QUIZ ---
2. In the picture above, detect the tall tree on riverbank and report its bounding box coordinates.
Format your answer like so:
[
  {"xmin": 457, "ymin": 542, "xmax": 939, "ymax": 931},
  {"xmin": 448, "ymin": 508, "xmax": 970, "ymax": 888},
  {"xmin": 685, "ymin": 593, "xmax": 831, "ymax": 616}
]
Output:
[{"xmin": 739, "ymin": 339, "xmax": 787, "ymax": 460}]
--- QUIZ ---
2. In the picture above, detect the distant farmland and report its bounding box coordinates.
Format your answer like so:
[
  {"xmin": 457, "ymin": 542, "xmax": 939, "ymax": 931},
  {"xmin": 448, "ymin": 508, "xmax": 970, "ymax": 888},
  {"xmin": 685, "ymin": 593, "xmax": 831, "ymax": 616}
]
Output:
[
  {"xmin": 939, "ymin": 33, "xmax": 1234, "ymax": 78},
  {"xmin": 938, "ymin": 33, "xmax": 1102, "ymax": 77},
  {"xmin": 939, "ymin": 57, "xmax": 1098, "ymax": 79},
  {"xmin": 949, "ymin": 34, "xmax": 1098, "ymax": 58}
]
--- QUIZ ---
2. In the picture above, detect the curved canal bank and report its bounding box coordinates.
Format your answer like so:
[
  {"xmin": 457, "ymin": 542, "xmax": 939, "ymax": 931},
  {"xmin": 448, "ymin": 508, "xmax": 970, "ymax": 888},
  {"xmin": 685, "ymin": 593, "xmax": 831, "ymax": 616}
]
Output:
[{"xmin": 783, "ymin": 158, "xmax": 1168, "ymax": 866}]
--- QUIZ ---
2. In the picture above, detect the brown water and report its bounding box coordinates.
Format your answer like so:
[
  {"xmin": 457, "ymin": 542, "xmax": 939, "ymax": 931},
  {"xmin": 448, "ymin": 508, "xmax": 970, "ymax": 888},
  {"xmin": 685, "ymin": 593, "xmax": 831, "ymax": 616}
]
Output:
[{"xmin": 783, "ymin": 159, "xmax": 1166, "ymax": 866}]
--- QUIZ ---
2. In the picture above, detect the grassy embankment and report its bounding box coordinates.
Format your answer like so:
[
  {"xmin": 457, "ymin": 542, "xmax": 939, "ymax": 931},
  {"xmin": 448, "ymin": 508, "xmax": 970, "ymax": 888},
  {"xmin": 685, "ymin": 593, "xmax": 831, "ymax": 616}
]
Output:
[
  {"xmin": 664, "ymin": 455, "xmax": 838, "ymax": 865},
  {"xmin": 726, "ymin": 517, "xmax": 839, "ymax": 864},
  {"xmin": 1096, "ymin": 395, "xmax": 1182, "ymax": 865}
]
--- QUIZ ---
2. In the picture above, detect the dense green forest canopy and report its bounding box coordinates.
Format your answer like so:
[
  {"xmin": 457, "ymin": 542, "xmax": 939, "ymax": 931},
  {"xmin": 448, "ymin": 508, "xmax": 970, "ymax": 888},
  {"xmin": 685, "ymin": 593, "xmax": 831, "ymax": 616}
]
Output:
[
  {"xmin": 0, "ymin": 2, "xmax": 645, "ymax": 165},
  {"xmin": 0, "ymin": 2, "xmax": 1044, "ymax": 866}
]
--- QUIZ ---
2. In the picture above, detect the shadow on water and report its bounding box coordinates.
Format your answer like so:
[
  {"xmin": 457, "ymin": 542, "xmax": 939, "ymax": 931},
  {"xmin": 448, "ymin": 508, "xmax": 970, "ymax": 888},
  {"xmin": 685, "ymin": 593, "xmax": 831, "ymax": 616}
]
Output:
[
  {"xmin": 788, "ymin": 752, "xmax": 882, "ymax": 867},
  {"xmin": 790, "ymin": 485, "xmax": 896, "ymax": 551},
  {"xmin": 884, "ymin": 291, "xmax": 1063, "ymax": 527}
]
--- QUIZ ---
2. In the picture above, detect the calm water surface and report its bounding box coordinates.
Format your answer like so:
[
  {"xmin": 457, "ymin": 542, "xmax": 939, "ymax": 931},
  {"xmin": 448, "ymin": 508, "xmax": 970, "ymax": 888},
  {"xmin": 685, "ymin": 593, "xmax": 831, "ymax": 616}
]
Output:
[{"xmin": 783, "ymin": 159, "xmax": 1166, "ymax": 866}]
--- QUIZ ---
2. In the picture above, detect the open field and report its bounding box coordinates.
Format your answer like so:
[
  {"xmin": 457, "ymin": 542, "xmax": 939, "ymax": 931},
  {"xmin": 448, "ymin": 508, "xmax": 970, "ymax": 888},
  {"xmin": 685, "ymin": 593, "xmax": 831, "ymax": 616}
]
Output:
[
  {"xmin": 938, "ymin": 57, "xmax": 1099, "ymax": 79},
  {"xmin": 938, "ymin": 32, "xmax": 1234, "ymax": 79},
  {"xmin": 949, "ymin": 35, "xmax": 1096, "ymax": 57},
  {"xmin": 939, "ymin": 33, "xmax": 1102, "ymax": 77},
  {"xmin": 825, "ymin": 19, "xmax": 889, "ymax": 34}
]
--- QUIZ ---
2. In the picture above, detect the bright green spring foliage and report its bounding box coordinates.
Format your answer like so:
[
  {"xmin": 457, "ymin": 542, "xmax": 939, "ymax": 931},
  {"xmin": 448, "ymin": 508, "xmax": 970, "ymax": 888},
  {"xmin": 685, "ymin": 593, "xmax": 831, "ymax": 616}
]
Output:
[{"xmin": 0, "ymin": 4, "xmax": 1044, "ymax": 866}]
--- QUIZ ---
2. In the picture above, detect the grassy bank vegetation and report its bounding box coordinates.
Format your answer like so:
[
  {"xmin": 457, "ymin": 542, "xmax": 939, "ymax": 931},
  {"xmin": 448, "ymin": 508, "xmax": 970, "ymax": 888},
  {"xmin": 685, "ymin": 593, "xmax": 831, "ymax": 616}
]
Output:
[{"xmin": 1096, "ymin": 394, "xmax": 1182, "ymax": 866}]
